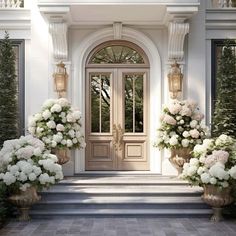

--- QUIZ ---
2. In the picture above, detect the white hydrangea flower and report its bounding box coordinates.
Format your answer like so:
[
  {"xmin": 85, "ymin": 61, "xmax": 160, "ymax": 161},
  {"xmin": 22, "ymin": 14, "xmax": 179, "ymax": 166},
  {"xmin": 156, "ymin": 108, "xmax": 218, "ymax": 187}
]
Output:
[
  {"xmin": 197, "ymin": 166, "xmax": 205, "ymax": 175},
  {"xmin": 189, "ymin": 129, "xmax": 200, "ymax": 139},
  {"xmin": 200, "ymin": 172, "xmax": 211, "ymax": 184},
  {"xmin": 169, "ymin": 136, "xmax": 178, "ymax": 146},
  {"xmin": 73, "ymin": 110, "xmax": 82, "ymax": 120},
  {"xmin": 181, "ymin": 139, "xmax": 189, "ymax": 148},
  {"xmin": 68, "ymin": 130, "xmax": 75, "ymax": 138},
  {"xmin": 3, "ymin": 172, "xmax": 16, "ymax": 185},
  {"xmin": 66, "ymin": 113, "xmax": 75, "ymax": 122},
  {"xmin": 67, "ymin": 139, "xmax": 73, "ymax": 147},
  {"xmin": 210, "ymin": 177, "xmax": 217, "ymax": 185},
  {"xmin": 42, "ymin": 109, "xmax": 52, "ymax": 120},
  {"xmin": 190, "ymin": 120, "xmax": 198, "ymax": 128},
  {"xmin": 28, "ymin": 116, "xmax": 36, "ymax": 127},
  {"xmin": 61, "ymin": 139, "xmax": 67, "ymax": 145},
  {"xmin": 53, "ymin": 134, "xmax": 63, "ymax": 143},
  {"xmin": 168, "ymin": 103, "xmax": 182, "ymax": 115},
  {"xmin": 50, "ymin": 104, "xmax": 62, "ymax": 113},
  {"xmin": 57, "ymin": 98, "xmax": 69, "ymax": 107},
  {"xmin": 182, "ymin": 131, "xmax": 190, "ymax": 138},
  {"xmin": 190, "ymin": 158, "xmax": 199, "ymax": 166},
  {"xmin": 28, "ymin": 173, "xmax": 37, "ymax": 181},
  {"xmin": 47, "ymin": 120, "xmax": 56, "ymax": 129},
  {"xmin": 229, "ymin": 166, "xmax": 236, "ymax": 179},
  {"xmin": 209, "ymin": 163, "xmax": 229, "ymax": 180},
  {"xmin": 187, "ymin": 166, "xmax": 198, "ymax": 176},
  {"xmin": 42, "ymin": 99, "xmax": 55, "ymax": 109},
  {"xmin": 56, "ymin": 124, "xmax": 65, "ymax": 132}
]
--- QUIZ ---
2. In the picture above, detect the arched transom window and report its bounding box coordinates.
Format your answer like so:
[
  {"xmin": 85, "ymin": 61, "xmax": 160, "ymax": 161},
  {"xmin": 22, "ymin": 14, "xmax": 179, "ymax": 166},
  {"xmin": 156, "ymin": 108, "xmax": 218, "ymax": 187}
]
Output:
[{"xmin": 87, "ymin": 41, "xmax": 149, "ymax": 66}]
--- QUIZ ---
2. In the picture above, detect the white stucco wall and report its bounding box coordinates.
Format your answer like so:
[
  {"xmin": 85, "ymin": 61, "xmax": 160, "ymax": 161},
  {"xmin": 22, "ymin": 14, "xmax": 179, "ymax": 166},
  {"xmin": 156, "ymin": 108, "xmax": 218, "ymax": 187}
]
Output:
[{"xmin": 4, "ymin": 0, "xmax": 229, "ymax": 176}]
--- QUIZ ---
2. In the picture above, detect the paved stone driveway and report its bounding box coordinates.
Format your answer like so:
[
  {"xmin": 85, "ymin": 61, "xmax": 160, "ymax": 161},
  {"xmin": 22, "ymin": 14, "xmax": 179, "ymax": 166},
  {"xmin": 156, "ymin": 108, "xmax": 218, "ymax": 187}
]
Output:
[{"xmin": 0, "ymin": 217, "xmax": 236, "ymax": 236}]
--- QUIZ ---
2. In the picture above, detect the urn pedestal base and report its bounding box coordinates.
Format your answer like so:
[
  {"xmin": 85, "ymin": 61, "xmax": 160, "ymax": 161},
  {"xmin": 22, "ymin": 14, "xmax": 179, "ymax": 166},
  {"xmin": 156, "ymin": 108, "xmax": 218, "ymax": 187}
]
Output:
[
  {"xmin": 202, "ymin": 185, "xmax": 233, "ymax": 222},
  {"xmin": 8, "ymin": 187, "xmax": 41, "ymax": 221}
]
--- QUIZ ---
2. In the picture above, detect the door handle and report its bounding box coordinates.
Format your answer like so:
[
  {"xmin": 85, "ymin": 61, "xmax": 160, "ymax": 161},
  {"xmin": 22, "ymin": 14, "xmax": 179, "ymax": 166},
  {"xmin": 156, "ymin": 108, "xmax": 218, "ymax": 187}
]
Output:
[
  {"xmin": 117, "ymin": 124, "xmax": 124, "ymax": 150},
  {"xmin": 112, "ymin": 124, "xmax": 118, "ymax": 150}
]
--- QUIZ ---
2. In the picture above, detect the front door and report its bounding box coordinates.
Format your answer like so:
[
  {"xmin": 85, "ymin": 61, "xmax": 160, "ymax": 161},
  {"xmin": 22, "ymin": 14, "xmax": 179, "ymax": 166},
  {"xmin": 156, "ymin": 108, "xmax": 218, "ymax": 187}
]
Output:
[{"xmin": 85, "ymin": 68, "xmax": 149, "ymax": 170}]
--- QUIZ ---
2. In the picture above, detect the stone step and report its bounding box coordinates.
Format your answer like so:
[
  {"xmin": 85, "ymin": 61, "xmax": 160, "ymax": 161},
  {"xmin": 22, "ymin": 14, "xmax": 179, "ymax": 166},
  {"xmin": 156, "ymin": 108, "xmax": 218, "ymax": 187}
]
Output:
[
  {"xmin": 36, "ymin": 196, "xmax": 205, "ymax": 204},
  {"xmin": 59, "ymin": 176, "xmax": 188, "ymax": 186},
  {"xmin": 40, "ymin": 185, "xmax": 203, "ymax": 197},
  {"xmin": 30, "ymin": 208, "xmax": 212, "ymax": 218},
  {"xmin": 31, "ymin": 176, "xmax": 209, "ymax": 218}
]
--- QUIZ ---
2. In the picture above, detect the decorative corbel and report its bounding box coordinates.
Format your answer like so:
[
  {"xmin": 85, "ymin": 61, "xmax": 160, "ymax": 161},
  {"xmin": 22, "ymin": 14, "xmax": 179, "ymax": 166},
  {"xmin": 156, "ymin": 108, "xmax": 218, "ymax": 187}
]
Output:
[
  {"xmin": 49, "ymin": 21, "xmax": 68, "ymax": 60},
  {"xmin": 113, "ymin": 22, "xmax": 122, "ymax": 40},
  {"xmin": 168, "ymin": 22, "xmax": 189, "ymax": 61}
]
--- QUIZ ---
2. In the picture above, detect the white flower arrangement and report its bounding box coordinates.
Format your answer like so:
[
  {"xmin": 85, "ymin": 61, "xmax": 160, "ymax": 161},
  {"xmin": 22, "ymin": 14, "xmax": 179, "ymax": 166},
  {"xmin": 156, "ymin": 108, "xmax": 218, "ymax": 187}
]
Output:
[
  {"xmin": 0, "ymin": 135, "xmax": 63, "ymax": 192},
  {"xmin": 153, "ymin": 100, "xmax": 209, "ymax": 150},
  {"xmin": 28, "ymin": 98, "xmax": 86, "ymax": 150},
  {"xmin": 181, "ymin": 134, "xmax": 236, "ymax": 188}
]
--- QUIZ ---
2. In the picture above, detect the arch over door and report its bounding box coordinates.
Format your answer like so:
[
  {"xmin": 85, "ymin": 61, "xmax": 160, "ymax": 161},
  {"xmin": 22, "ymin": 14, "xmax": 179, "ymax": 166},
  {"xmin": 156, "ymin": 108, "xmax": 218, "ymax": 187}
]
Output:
[{"xmin": 85, "ymin": 41, "xmax": 150, "ymax": 171}]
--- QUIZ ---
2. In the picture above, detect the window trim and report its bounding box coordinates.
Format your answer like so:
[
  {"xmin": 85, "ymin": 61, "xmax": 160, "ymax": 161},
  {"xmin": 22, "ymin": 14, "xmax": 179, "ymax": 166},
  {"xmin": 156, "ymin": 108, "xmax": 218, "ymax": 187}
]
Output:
[
  {"xmin": 11, "ymin": 39, "xmax": 25, "ymax": 135},
  {"xmin": 211, "ymin": 39, "xmax": 236, "ymax": 119},
  {"xmin": 86, "ymin": 40, "xmax": 150, "ymax": 68}
]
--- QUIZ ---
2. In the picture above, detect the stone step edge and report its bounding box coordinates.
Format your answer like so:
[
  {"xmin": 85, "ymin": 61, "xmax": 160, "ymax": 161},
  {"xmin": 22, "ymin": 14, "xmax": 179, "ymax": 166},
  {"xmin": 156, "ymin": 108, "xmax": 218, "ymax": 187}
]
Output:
[
  {"xmin": 35, "ymin": 199, "xmax": 206, "ymax": 205},
  {"xmin": 30, "ymin": 208, "xmax": 212, "ymax": 216}
]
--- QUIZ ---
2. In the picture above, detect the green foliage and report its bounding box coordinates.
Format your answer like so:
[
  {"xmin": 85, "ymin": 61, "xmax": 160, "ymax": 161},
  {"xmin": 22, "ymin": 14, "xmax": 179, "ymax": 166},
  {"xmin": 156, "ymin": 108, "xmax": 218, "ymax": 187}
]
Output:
[
  {"xmin": 0, "ymin": 32, "xmax": 19, "ymax": 148},
  {"xmin": 0, "ymin": 182, "xmax": 8, "ymax": 226},
  {"xmin": 212, "ymin": 40, "xmax": 236, "ymax": 139}
]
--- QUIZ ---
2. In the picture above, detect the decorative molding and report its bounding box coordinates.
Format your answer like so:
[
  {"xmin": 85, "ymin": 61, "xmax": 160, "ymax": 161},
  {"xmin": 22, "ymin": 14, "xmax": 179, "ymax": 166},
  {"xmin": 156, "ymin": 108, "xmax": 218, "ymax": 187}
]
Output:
[
  {"xmin": 0, "ymin": 9, "xmax": 31, "ymax": 31},
  {"xmin": 49, "ymin": 21, "xmax": 68, "ymax": 60},
  {"xmin": 168, "ymin": 21, "xmax": 189, "ymax": 61},
  {"xmin": 165, "ymin": 5, "xmax": 199, "ymax": 23},
  {"xmin": 113, "ymin": 22, "xmax": 122, "ymax": 39},
  {"xmin": 38, "ymin": 0, "xmax": 200, "ymax": 5},
  {"xmin": 206, "ymin": 8, "xmax": 236, "ymax": 30}
]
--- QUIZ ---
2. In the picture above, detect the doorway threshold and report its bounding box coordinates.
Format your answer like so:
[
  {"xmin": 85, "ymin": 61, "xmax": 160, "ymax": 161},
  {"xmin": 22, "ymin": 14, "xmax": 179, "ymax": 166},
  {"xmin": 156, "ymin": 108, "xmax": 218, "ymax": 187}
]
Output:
[{"xmin": 74, "ymin": 171, "xmax": 162, "ymax": 177}]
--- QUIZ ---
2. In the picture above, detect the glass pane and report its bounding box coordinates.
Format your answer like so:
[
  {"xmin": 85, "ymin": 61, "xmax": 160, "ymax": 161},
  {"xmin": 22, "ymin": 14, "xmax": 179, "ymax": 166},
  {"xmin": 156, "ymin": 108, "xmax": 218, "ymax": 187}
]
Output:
[
  {"xmin": 124, "ymin": 74, "xmax": 144, "ymax": 133},
  {"xmin": 135, "ymin": 75, "xmax": 144, "ymax": 132},
  {"xmin": 101, "ymin": 75, "xmax": 110, "ymax": 132},
  {"xmin": 91, "ymin": 75, "xmax": 100, "ymax": 132},
  {"xmin": 124, "ymin": 75, "xmax": 133, "ymax": 132},
  {"xmin": 90, "ymin": 45, "xmax": 145, "ymax": 64},
  {"xmin": 90, "ymin": 74, "xmax": 111, "ymax": 133}
]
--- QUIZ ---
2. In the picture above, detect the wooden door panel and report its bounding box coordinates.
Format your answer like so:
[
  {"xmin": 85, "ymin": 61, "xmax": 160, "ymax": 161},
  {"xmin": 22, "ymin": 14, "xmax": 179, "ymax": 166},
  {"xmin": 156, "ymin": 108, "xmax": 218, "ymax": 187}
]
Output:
[
  {"xmin": 85, "ymin": 69, "xmax": 115, "ymax": 170},
  {"xmin": 117, "ymin": 69, "xmax": 149, "ymax": 170}
]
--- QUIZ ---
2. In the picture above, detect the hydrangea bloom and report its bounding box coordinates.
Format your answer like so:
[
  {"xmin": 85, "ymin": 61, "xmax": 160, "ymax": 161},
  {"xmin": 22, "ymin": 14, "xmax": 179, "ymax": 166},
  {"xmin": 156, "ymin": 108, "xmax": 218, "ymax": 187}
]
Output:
[
  {"xmin": 154, "ymin": 100, "xmax": 208, "ymax": 150},
  {"xmin": 0, "ymin": 135, "xmax": 63, "ymax": 192},
  {"xmin": 28, "ymin": 98, "xmax": 86, "ymax": 150},
  {"xmin": 181, "ymin": 134, "xmax": 236, "ymax": 189}
]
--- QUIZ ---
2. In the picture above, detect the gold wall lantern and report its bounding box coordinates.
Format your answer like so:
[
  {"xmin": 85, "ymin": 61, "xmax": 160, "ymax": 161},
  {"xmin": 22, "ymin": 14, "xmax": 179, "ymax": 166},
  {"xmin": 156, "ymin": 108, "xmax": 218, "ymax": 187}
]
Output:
[
  {"xmin": 53, "ymin": 61, "xmax": 68, "ymax": 98},
  {"xmin": 167, "ymin": 61, "xmax": 183, "ymax": 99}
]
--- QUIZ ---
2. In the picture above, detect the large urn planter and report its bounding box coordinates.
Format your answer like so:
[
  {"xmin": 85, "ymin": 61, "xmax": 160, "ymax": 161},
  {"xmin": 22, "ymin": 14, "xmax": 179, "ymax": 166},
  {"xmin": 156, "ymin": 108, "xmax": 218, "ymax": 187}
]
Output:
[
  {"xmin": 202, "ymin": 185, "xmax": 234, "ymax": 222},
  {"xmin": 52, "ymin": 148, "xmax": 70, "ymax": 165},
  {"xmin": 8, "ymin": 186, "xmax": 41, "ymax": 221},
  {"xmin": 169, "ymin": 148, "xmax": 192, "ymax": 175}
]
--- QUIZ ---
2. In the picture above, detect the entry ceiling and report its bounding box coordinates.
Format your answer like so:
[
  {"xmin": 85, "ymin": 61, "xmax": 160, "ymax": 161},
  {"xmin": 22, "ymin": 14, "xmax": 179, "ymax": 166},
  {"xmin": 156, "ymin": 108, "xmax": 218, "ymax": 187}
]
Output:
[
  {"xmin": 38, "ymin": 0, "xmax": 200, "ymax": 26},
  {"xmin": 69, "ymin": 5, "xmax": 166, "ymax": 25}
]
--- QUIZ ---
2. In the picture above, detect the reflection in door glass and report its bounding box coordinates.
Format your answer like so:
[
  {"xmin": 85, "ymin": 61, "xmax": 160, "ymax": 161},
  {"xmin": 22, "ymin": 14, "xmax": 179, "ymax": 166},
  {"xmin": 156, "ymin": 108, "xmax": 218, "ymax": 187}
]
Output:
[
  {"xmin": 124, "ymin": 74, "xmax": 144, "ymax": 133},
  {"xmin": 90, "ymin": 74, "xmax": 110, "ymax": 133}
]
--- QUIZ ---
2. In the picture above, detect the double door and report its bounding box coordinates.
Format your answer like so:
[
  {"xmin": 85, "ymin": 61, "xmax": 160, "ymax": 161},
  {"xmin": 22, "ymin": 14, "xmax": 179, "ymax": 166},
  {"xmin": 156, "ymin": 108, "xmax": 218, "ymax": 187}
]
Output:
[{"xmin": 85, "ymin": 68, "xmax": 149, "ymax": 170}]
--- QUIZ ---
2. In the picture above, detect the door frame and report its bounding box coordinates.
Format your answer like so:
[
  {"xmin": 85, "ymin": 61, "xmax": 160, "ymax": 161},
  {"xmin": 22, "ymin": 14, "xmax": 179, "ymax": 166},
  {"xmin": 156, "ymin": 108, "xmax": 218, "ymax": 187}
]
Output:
[{"xmin": 72, "ymin": 27, "xmax": 162, "ymax": 174}]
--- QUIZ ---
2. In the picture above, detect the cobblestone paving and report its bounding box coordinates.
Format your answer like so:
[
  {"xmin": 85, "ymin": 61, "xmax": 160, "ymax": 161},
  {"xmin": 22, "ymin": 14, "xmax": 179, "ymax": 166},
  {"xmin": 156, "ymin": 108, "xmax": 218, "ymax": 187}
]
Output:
[{"xmin": 0, "ymin": 217, "xmax": 236, "ymax": 236}]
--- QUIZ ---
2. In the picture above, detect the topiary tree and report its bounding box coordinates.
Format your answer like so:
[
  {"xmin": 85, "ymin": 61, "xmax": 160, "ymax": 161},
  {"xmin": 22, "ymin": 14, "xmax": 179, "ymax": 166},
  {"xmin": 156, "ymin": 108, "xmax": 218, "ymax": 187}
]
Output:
[
  {"xmin": 0, "ymin": 31, "xmax": 19, "ymax": 148},
  {"xmin": 212, "ymin": 40, "xmax": 236, "ymax": 139}
]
